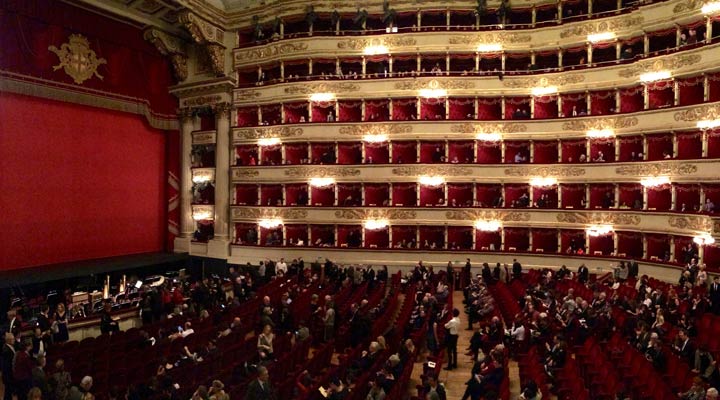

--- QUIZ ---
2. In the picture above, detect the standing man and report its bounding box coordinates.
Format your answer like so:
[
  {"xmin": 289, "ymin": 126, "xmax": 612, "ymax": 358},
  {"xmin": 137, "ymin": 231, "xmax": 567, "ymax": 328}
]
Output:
[
  {"xmin": 710, "ymin": 276, "xmax": 720, "ymax": 314},
  {"xmin": 512, "ymin": 259, "xmax": 522, "ymax": 280},
  {"xmin": 2, "ymin": 333, "xmax": 16, "ymax": 400},
  {"xmin": 577, "ymin": 264, "xmax": 589, "ymax": 284},
  {"xmin": 276, "ymin": 258, "xmax": 287, "ymax": 276},
  {"xmin": 444, "ymin": 309, "xmax": 461, "ymax": 370},
  {"xmin": 244, "ymin": 366, "xmax": 274, "ymax": 400}
]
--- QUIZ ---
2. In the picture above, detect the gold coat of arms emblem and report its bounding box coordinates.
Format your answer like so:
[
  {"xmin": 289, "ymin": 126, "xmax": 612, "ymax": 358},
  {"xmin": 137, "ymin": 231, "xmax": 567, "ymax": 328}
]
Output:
[{"xmin": 49, "ymin": 34, "xmax": 107, "ymax": 84}]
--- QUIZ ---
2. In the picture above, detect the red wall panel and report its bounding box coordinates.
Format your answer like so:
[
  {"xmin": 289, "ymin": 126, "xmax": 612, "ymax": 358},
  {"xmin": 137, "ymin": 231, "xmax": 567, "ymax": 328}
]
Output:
[{"xmin": 0, "ymin": 94, "xmax": 166, "ymax": 270}]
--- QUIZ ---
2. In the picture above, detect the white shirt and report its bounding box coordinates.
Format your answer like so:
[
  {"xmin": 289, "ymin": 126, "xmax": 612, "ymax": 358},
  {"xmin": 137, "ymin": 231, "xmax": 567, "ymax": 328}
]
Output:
[
  {"xmin": 510, "ymin": 325, "xmax": 526, "ymax": 341},
  {"xmin": 276, "ymin": 262, "xmax": 287, "ymax": 274},
  {"xmin": 444, "ymin": 316, "xmax": 460, "ymax": 335}
]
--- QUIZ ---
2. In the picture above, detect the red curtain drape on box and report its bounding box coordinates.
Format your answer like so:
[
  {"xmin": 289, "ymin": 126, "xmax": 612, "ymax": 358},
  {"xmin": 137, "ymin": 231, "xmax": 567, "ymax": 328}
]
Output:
[
  {"xmin": 476, "ymin": 184, "xmax": 503, "ymax": 207},
  {"xmin": 561, "ymin": 92, "xmax": 587, "ymax": 117},
  {"xmin": 505, "ymin": 184, "xmax": 530, "ymax": 206},
  {"xmin": 337, "ymin": 225, "xmax": 362, "ymax": 247},
  {"xmin": 339, "ymin": 58, "xmax": 363, "ymax": 75},
  {"xmin": 310, "ymin": 224, "xmax": 334, "ymax": 246},
  {"xmin": 235, "ymin": 145, "xmax": 258, "ymax": 166},
  {"xmin": 284, "ymin": 143, "xmax": 308, "ymax": 165},
  {"xmin": 449, "ymin": 56, "xmax": 476, "ymax": 75},
  {"xmin": 677, "ymin": 131, "xmax": 702, "ymax": 159},
  {"xmin": 561, "ymin": 139, "xmax": 586, "ymax": 163},
  {"xmin": 504, "ymin": 228, "xmax": 530, "ymax": 251},
  {"xmin": 392, "ymin": 98, "xmax": 417, "ymax": 121},
  {"xmin": 561, "ymin": 229, "xmax": 585, "ymax": 254},
  {"xmin": 419, "ymin": 226, "xmax": 445, "ymax": 249},
  {"xmin": 505, "ymin": 140, "xmax": 531, "ymax": 163},
  {"xmin": 392, "ymin": 141, "xmax": 417, "ymax": 163},
  {"xmin": 365, "ymin": 100, "xmax": 390, "ymax": 121},
  {"xmin": 259, "ymin": 227, "xmax": 283, "ymax": 246},
  {"xmin": 533, "ymin": 95, "xmax": 559, "ymax": 119},
  {"xmin": 282, "ymin": 102, "xmax": 306, "ymax": 124},
  {"xmin": 260, "ymin": 104, "xmax": 282, "ymax": 125},
  {"xmin": 678, "ymin": 76, "xmax": 705, "ymax": 106},
  {"xmin": 337, "ymin": 142, "xmax": 362, "ymax": 164},
  {"xmin": 646, "ymin": 133, "xmax": 673, "ymax": 160},
  {"xmin": 420, "ymin": 141, "xmax": 446, "ymax": 163},
  {"xmin": 709, "ymin": 130, "xmax": 720, "ymax": 158},
  {"xmin": 533, "ymin": 187, "xmax": 558, "ymax": 208},
  {"xmin": 365, "ymin": 227, "xmax": 389, "ymax": 248},
  {"xmin": 285, "ymin": 183, "xmax": 307, "ymax": 206},
  {"xmin": 476, "ymin": 231, "xmax": 501, "ymax": 251},
  {"xmin": 235, "ymin": 184, "xmax": 258, "ymax": 205},
  {"xmin": 535, "ymin": 50, "xmax": 559, "ymax": 70},
  {"xmin": 589, "ymin": 138, "xmax": 615, "ymax": 162},
  {"xmin": 646, "ymin": 233, "xmax": 670, "ymax": 260},
  {"xmin": 311, "ymin": 142, "xmax": 335, "ymax": 164},
  {"xmin": 392, "ymin": 183, "xmax": 417, "ymax": 206},
  {"xmin": 617, "ymin": 136, "xmax": 643, "ymax": 161},
  {"xmin": 703, "ymin": 184, "xmax": 720, "ymax": 209},
  {"xmin": 504, "ymin": 52, "xmax": 531, "ymax": 72},
  {"xmin": 311, "ymin": 102, "xmax": 335, "ymax": 122},
  {"xmin": 647, "ymin": 80, "xmax": 674, "ymax": 109},
  {"xmin": 337, "ymin": 183, "xmax": 362, "ymax": 206},
  {"xmin": 260, "ymin": 184, "xmax": 283, "ymax": 206},
  {"xmin": 562, "ymin": 46, "xmax": 586, "ymax": 67},
  {"xmin": 235, "ymin": 223, "xmax": 256, "ymax": 245},
  {"xmin": 420, "ymin": 98, "xmax": 446, "ymax": 120},
  {"xmin": 560, "ymin": 184, "xmax": 585, "ymax": 208},
  {"xmin": 260, "ymin": 145, "xmax": 281, "ymax": 165},
  {"xmin": 448, "ymin": 227, "xmax": 474, "ymax": 250},
  {"xmin": 476, "ymin": 141, "xmax": 502, "ymax": 163},
  {"xmin": 237, "ymin": 107, "xmax": 258, "ymax": 127},
  {"xmin": 392, "ymin": 226, "xmax": 417, "ymax": 248},
  {"xmin": 590, "ymin": 90, "xmax": 616, "ymax": 115},
  {"xmin": 619, "ymin": 184, "xmax": 642, "ymax": 209},
  {"xmin": 285, "ymin": 224, "xmax": 308, "ymax": 246},
  {"xmin": 589, "ymin": 234, "xmax": 613, "ymax": 256},
  {"xmin": 420, "ymin": 185, "xmax": 445, "ymax": 206},
  {"xmin": 479, "ymin": 53, "xmax": 502, "ymax": 72},
  {"xmin": 676, "ymin": 184, "xmax": 701, "ymax": 211},
  {"xmin": 646, "ymin": 185, "xmax": 671, "ymax": 211},
  {"xmin": 449, "ymin": 141, "xmax": 474, "ymax": 163},
  {"xmin": 448, "ymin": 183, "xmax": 473, "ymax": 207},
  {"xmin": 449, "ymin": 98, "xmax": 475, "ymax": 120},
  {"xmin": 477, "ymin": 98, "xmax": 502, "ymax": 120},
  {"xmin": 616, "ymin": 231, "xmax": 643, "ymax": 258},
  {"xmin": 589, "ymin": 183, "xmax": 614, "ymax": 208},
  {"xmin": 619, "ymin": 86, "xmax": 644, "ymax": 113},
  {"xmin": 364, "ymin": 142, "xmax": 389, "ymax": 163},
  {"xmin": 284, "ymin": 61, "xmax": 309, "ymax": 78},
  {"xmin": 533, "ymin": 140, "xmax": 558, "ymax": 163},
  {"xmin": 709, "ymin": 73, "xmax": 720, "ymax": 102},
  {"xmin": 532, "ymin": 228, "xmax": 558, "ymax": 252},
  {"xmin": 338, "ymin": 101, "xmax": 362, "ymax": 122},
  {"xmin": 505, "ymin": 97, "xmax": 531, "ymax": 119},
  {"xmin": 703, "ymin": 245, "xmax": 720, "ymax": 270},
  {"xmin": 364, "ymin": 183, "xmax": 390, "ymax": 206},
  {"xmin": 311, "ymin": 186, "xmax": 335, "ymax": 206}
]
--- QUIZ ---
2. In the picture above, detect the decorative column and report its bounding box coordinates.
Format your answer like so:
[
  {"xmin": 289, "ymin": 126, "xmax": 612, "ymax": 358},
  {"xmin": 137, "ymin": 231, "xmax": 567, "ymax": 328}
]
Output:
[
  {"xmin": 558, "ymin": 139, "xmax": 563, "ymax": 162},
  {"xmin": 557, "ymin": 229, "xmax": 562, "ymax": 253},
  {"xmin": 642, "ymin": 135, "xmax": 649, "ymax": 160},
  {"xmin": 416, "ymin": 139, "xmax": 421, "ymax": 162},
  {"xmin": 705, "ymin": 74, "xmax": 710, "ymax": 102},
  {"xmin": 529, "ymin": 140, "xmax": 535, "ymax": 163},
  {"xmin": 643, "ymin": 84, "xmax": 649, "ymax": 110},
  {"xmin": 176, "ymin": 109, "xmax": 196, "ymax": 251},
  {"xmin": 587, "ymin": 43, "xmax": 593, "ymax": 65},
  {"xmin": 643, "ymin": 34, "xmax": 649, "ymax": 56},
  {"xmin": 672, "ymin": 132, "xmax": 678, "ymax": 158},
  {"xmin": 558, "ymin": 185, "xmax": 563, "ymax": 208},
  {"xmin": 501, "ymin": 97, "xmax": 507, "ymax": 120},
  {"xmin": 670, "ymin": 236, "xmax": 676, "ymax": 262},
  {"xmin": 671, "ymin": 184, "xmax": 677, "ymax": 210},
  {"xmin": 585, "ymin": 184, "xmax": 590, "ymax": 208},
  {"xmin": 613, "ymin": 231, "xmax": 618, "ymax": 255},
  {"xmin": 444, "ymin": 226, "xmax": 449, "ymax": 249},
  {"xmin": 702, "ymin": 130, "xmax": 709, "ymax": 158},
  {"xmin": 209, "ymin": 103, "xmax": 232, "ymax": 255},
  {"xmin": 642, "ymin": 186, "xmax": 649, "ymax": 210},
  {"xmin": 615, "ymin": 137, "xmax": 621, "ymax": 161},
  {"xmin": 707, "ymin": 17, "xmax": 714, "ymax": 44},
  {"xmin": 501, "ymin": 228, "xmax": 506, "ymax": 250},
  {"xmin": 586, "ymin": 91, "xmax": 592, "ymax": 116},
  {"xmin": 501, "ymin": 141, "xmax": 507, "ymax": 162},
  {"xmin": 615, "ymin": 90, "xmax": 621, "ymax": 114},
  {"xmin": 642, "ymin": 233, "xmax": 648, "ymax": 259},
  {"xmin": 416, "ymin": 183, "xmax": 421, "ymax": 206},
  {"xmin": 361, "ymin": 99, "xmax": 366, "ymax": 121},
  {"xmin": 529, "ymin": 227, "xmax": 534, "ymax": 251},
  {"xmin": 614, "ymin": 183, "xmax": 620, "ymax": 208}
]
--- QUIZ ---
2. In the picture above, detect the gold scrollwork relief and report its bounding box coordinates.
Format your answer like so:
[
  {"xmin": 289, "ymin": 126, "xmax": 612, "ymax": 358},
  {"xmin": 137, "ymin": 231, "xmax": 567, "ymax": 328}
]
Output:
[
  {"xmin": 559, "ymin": 16, "xmax": 644, "ymax": 38},
  {"xmin": 618, "ymin": 54, "xmax": 702, "ymax": 78},
  {"xmin": 232, "ymin": 208, "xmax": 308, "ymax": 220},
  {"xmin": 392, "ymin": 166, "xmax": 474, "ymax": 176},
  {"xmin": 674, "ymin": 104, "xmax": 720, "ymax": 122},
  {"xmin": 183, "ymin": 95, "xmax": 222, "ymax": 108},
  {"xmin": 504, "ymin": 166, "xmax": 586, "ymax": 177},
  {"xmin": 714, "ymin": 221, "xmax": 720, "ymax": 235},
  {"xmin": 193, "ymin": 132, "xmax": 216, "ymax": 145},
  {"xmin": 673, "ymin": 0, "xmax": 704, "ymax": 13},
  {"xmin": 448, "ymin": 32, "xmax": 532, "ymax": 45},
  {"xmin": 668, "ymin": 215, "xmax": 713, "ymax": 231},
  {"xmin": 614, "ymin": 163, "xmax": 698, "ymax": 176},
  {"xmin": 394, "ymin": 79, "xmax": 475, "ymax": 90},
  {"xmin": 48, "ymin": 34, "xmax": 107, "ymax": 85},
  {"xmin": 338, "ymin": 124, "xmax": 413, "ymax": 135},
  {"xmin": 334, "ymin": 209, "xmax": 417, "ymax": 220},
  {"xmin": 234, "ymin": 89, "xmax": 262, "ymax": 101},
  {"xmin": 445, "ymin": 210, "xmax": 531, "ymax": 222},
  {"xmin": 337, "ymin": 36, "xmax": 417, "ymax": 50},
  {"xmin": 234, "ymin": 126, "xmax": 304, "ymax": 140},
  {"xmin": 232, "ymin": 169, "xmax": 260, "ymax": 179},
  {"xmin": 284, "ymin": 167, "xmax": 361, "ymax": 178},
  {"xmin": 556, "ymin": 212, "xmax": 641, "ymax": 225},
  {"xmin": 502, "ymin": 75, "xmax": 585, "ymax": 88},
  {"xmin": 562, "ymin": 117, "xmax": 639, "ymax": 131},
  {"xmin": 450, "ymin": 123, "xmax": 527, "ymax": 134},
  {"xmin": 235, "ymin": 42, "xmax": 310, "ymax": 62},
  {"xmin": 284, "ymin": 82, "xmax": 360, "ymax": 95}
]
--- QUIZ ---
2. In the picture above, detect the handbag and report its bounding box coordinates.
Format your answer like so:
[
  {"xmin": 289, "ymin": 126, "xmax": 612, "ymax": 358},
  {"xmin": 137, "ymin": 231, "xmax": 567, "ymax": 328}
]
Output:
[{"xmin": 51, "ymin": 321, "xmax": 60, "ymax": 334}]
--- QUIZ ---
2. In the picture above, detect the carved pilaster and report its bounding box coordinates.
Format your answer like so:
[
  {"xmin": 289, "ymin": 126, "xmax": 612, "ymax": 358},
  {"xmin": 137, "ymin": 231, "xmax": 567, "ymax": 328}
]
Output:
[
  {"xmin": 143, "ymin": 28, "xmax": 189, "ymax": 82},
  {"xmin": 179, "ymin": 11, "xmax": 226, "ymax": 77}
]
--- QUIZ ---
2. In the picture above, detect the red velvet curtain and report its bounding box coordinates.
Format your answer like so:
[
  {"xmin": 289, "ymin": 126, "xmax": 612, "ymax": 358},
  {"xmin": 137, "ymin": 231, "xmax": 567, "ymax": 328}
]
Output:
[
  {"xmin": 448, "ymin": 227, "xmax": 473, "ymax": 250},
  {"xmin": 477, "ymin": 98, "xmax": 502, "ymax": 120},
  {"xmin": 284, "ymin": 143, "xmax": 308, "ymax": 165},
  {"xmin": 285, "ymin": 183, "xmax": 307, "ymax": 206},
  {"xmin": 448, "ymin": 141, "xmax": 474, "ymax": 163},
  {"xmin": 678, "ymin": 76, "xmax": 705, "ymax": 106},
  {"xmin": 703, "ymin": 245, "xmax": 720, "ymax": 271},
  {"xmin": 311, "ymin": 101, "xmax": 335, "ymax": 122},
  {"xmin": 364, "ymin": 183, "xmax": 390, "ymax": 206},
  {"xmin": 392, "ymin": 98, "xmax": 417, "ymax": 121},
  {"xmin": 647, "ymin": 186, "xmax": 672, "ymax": 211},
  {"xmin": 449, "ymin": 98, "xmax": 476, "ymax": 120},
  {"xmin": 616, "ymin": 231, "xmax": 643, "ymax": 258},
  {"xmin": 448, "ymin": 183, "xmax": 473, "ymax": 207},
  {"xmin": 505, "ymin": 140, "xmax": 531, "ymax": 163},
  {"xmin": 337, "ymin": 142, "xmax": 362, "ymax": 164},
  {"xmin": 419, "ymin": 226, "xmax": 445, "ymax": 249},
  {"xmin": 310, "ymin": 142, "xmax": 335, "ymax": 164},
  {"xmin": 533, "ymin": 95, "xmax": 559, "ymax": 119},
  {"xmin": 590, "ymin": 90, "xmax": 616, "ymax": 115},
  {"xmin": 675, "ymin": 235, "xmax": 696, "ymax": 263},
  {"xmin": 337, "ymin": 101, "xmax": 362, "ymax": 122},
  {"xmin": 236, "ymin": 107, "xmax": 258, "ymax": 127},
  {"xmin": 646, "ymin": 233, "xmax": 670, "ymax": 261},
  {"xmin": 561, "ymin": 229, "xmax": 586, "ymax": 254},
  {"xmin": 533, "ymin": 187, "xmax": 558, "ymax": 208},
  {"xmin": 647, "ymin": 80, "xmax": 674, "ymax": 109},
  {"xmin": 285, "ymin": 224, "xmax": 308, "ymax": 247},
  {"xmin": 235, "ymin": 184, "xmax": 259, "ymax": 205},
  {"xmin": 561, "ymin": 93, "xmax": 588, "ymax": 117},
  {"xmin": 420, "ymin": 98, "xmax": 446, "ymax": 120},
  {"xmin": 677, "ymin": 131, "xmax": 703, "ymax": 160},
  {"xmin": 476, "ymin": 141, "xmax": 502, "ymax": 163},
  {"xmin": 392, "ymin": 183, "xmax": 417, "ymax": 206},
  {"xmin": 589, "ymin": 234, "xmax": 613, "ymax": 256},
  {"xmin": 619, "ymin": 86, "xmax": 644, "ymax": 113},
  {"xmin": 364, "ymin": 142, "xmax": 389, "ymax": 163},
  {"xmin": 310, "ymin": 224, "xmax": 334, "ymax": 247},
  {"xmin": 504, "ymin": 228, "xmax": 530, "ymax": 251},
  {"xmin": 235, "ymin": 223, "xmax": 257, "ymax": 245},
  {"xmin": 676, "ymin": 184, "xmax": 701, "ymax": 212},
  {"xmin": 505, "ymin": 97, "xmax": 531, "ymax": 119},
  {"xmin": 310, "ymin": 186, "xmax": 335, "ymax": 206},
  {"xmin": 260, "ymin": 145, "xmax": 281, "ymax": 165},
  {"xmin": 364, "ymin": 227, "xmax": 389, "ymax": 248},
  {"xmin": 476, "ymin": 231, "xmax": 501, "ymax": 251},
  {"xmin": 560, "ymin": 184, "xmax": 585, "ymax": 208},
  {"xmin": 260, "ymin": 184, "xmax": 283, "ymax": 206},
  {"xmin": 391, "ymin": 226, "xmax": 417, "ymax": 248},
  {"xmin": 337, "ymin": 183, "xmax": 362, "ymax": 206},
  {"xmin": 337, "ymin": 225, "xmax": 362, "ymax": 248},
  {"xmin": 235, "ymin": 145, "xmax": 258, "ymax": 166},
  {"xmin": 259, "ymin": 226, "xmax": 283, "ymax": 246},
  {"xmin": 532, "ymin": 228, "xmax": 558, "ymax": 253},
  {"xmin": 703, "ymin": 184, "xmax": 720, "ymax": 212},
  {"xmin": 505, "ymin": 184, "xmax": 530, "ymax": 207},
  {"xmin": 619, "ymin": 183, "xmax": 642, "ymax": 209},
  {"xmin": 646, "ymin": 133, "xmax": 673, "ymax": 161},
  {"xmin": 476, "ymin": 184, "xmax": 503, "ymax": 207},
  {"xmin": 533, "ymin": 141, "xmax": 559, "ymax": 163},
  {"xmin": 282, "ymin": 102, "xmax": 306, "ymax": 124},
  {"xmin": 420, "ymin": 185, "xmax": 445, "ymax": 206},
  {"xmin": 392, "ymin": 141, "xmax": 417, "ymax": 163},
  {"xmin": 365, "ymin": 100, "xmax": 390, "ymax": 121},
  {"xmin": 709, "ymin": 73, "xmax": 720, "ymax": 102},
  {"xmin": 561, "ymin": 139, "xmax": 587, "ymax": 163},
  {"xmin": 589, "ymin": 138, "xmax": 615, "ymax": 162},
  {"xmin": 617, "ymin": 136, "xmax": 643, "ymax": 162},
  {"xmin": 589, "ymin": 183, "xmax": 614, "ymax": 208},
  {"xmin": 420, "ymin": 141, "xmax": 446, "ymax": 163},
  {"xmin": 709, "ymin": 130, "xmax": 720, "ymax": 158}
]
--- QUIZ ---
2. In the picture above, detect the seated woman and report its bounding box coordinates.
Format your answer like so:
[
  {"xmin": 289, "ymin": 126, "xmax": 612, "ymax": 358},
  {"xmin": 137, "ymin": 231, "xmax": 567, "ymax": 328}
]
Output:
[{"xmin": 257, "ymin": 324, "xmax": 275, "ymax": 362}]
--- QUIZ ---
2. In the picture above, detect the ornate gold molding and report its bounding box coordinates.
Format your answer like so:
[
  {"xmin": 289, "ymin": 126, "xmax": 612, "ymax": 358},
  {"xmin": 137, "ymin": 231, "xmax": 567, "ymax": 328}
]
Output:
[
  {"xmin": 234, "ymin": 89, "xmax": 263, "ymax": 101},
  {"xmin": 448, "ymin": 32, "xmax": 532, "ymax": 45},
  {"xmin": 504, "ymin": 166, "xmax": 586, "ymax": 177},
  {"xmin": 338, "ymin": 124, "xmax": 413, "ymax": 135},
  {"xmin": 614, "ymin": 163, "xmax": 698, "ymax": 176},
  {"xmin": 179, "ymin": 12, "xmax": 225, "ymax": 76},
  {"xmin": 674, "ymin": 104, "xmax": 720, "ymax": 122},
  {"xmin": 232, "ymin": 208, "xmax": 308, "ymax": 220},
  {"xmin": 668, "ymin": 215, "xmax": 713, "ymax": 231},
  {"xmin": 334, "ymin": 209, "xmax": 417, "ymax": 220},
  {"xmin": 193, "ymin": 131, "xmax": 216, "ymax": 144},
  {"xmin": 234, "ymin": 126, "xmax": 304, "ymax": 140},
  {"xmin": 556, "ymin": 212, "xmax": 641, "ymax": 225},
  {"xmin": 394, "ymin": 79, "xmax": 475, "ymax": 90},
  {"xmin": 502, "ymin": 75, "xmax": 585, "ymax": 88},
  {"xmin": 445, "ymin": 210, "xmax": 531, "ymax": 222},
  {"xmin": 212, "ymin": 102, "xmax": 233, "ymax": 119},
  {"xmin": 284, "ymin": 166, "xmax": 361, "ymax": 178},
  {"xmin": 559, "ymin": 16, "xmax": 644, "ymax": 38},
  {"xmin": 232, "ymin": 169, "xmax": 260, "ymax": 179},
  {"xmin": 450, "ymin": 123, "xmax": 527, "ymax": 134},
  {"xmin": 618, "ymin": 54, "xmax": 702, "ymax": 78},
  {"xmin": 562, "ymin": 117, "xmax": 639, "ymax": 131},
  {"xmin": 673, "ymin": 0, "xmax": 703, "ymax": 13},
  {"xmin": 337, "ymin": 37, "xmax": 417, "ymax": 50},
  {"xmin": 48, "ymin": 34, "xmax": 107, "ymax": 85},
  {"xmin": 284, "ymin": 82, "xmax": 360, "ymax": 95},
  {"xmin": 143, "ymin": 28, "xmax": 188, "ymax": 82},
  {"xmin": 392, "ymin": 166, "xmax": 474, "ymax": 176},
  {"xmin": 234, "ymin": 42, "xmax": 309, "ymax": 62},
  {"xmin": 182, "ymin": 95, "xmax": 222, "ymax": 108}
]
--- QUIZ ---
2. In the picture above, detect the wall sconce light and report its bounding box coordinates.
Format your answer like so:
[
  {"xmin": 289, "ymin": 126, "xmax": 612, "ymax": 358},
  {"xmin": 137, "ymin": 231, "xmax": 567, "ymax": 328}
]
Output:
[
  {"xmin": 418, "ymin": 175, "xmax": 445, "ymax": 186},
  {"xmin": 697, "ymin": 120, "xmax": 720, "ymax": 129},
  {"xmin": 586, "ymin": 129, "xmax": 615, "ymax": 138},
  {"xmin": 309, "ymin": 92, "xmax": 336, "ymax": 102},
  {"xmin": 258, "ymin": 137, "xmax": 281, "ymax": 146},
  {"xmin": 192, "ymin": 208, "xmax": 213, "ymax": 221},
  {"xmin": 309, "ymin": 177, "xmax": 336, "ymax": 187},
  {"xmin": 258, "ymin": 219, "xmax": 283, "ymax": 229},
  {"xmin": 694, "ymin": 234, "xmax": 716, "ymax": 245},
  {"xmin": 477, "ymin": 43, "xmax": 503, "ymax": 52},
  {"xmin": 364, "ymin": 219, "xmax": 389, "ymax": 230},
  {"xmin": 702, "ymin": 1, "xmax": 720, "ymax": 14},
  {"xmin": 586, "ymin": 225, "xmax": 613, "ymax": 236},
  {"xmin": 531, "ymin": 86, "xmax": 558, "ymax": 96},
  {"xmin": 639, "ymin": 70, "xmax": 671, "ymax": 83},
  {"xmin": 640, "ymin": 176, "xmax": 671, "ymax": 187},
  {"xmin": 363, "ymin": 45, "xmax": 389, "ymax": 55},
  {"xmin": 530, "ymin": 177, "xmax": 558, "ymax": 187},
  {"xmin": 419, "ymin": 88, "xmax": 448, "ymax": 98},
  {"xmin": 474, "ymin": 220, "xmax": 502, "ymax": 231},
  {"xmin": 192, "ymin": 171, "xmax": 213, "ymax": 183},
  {"xmin": 476, "ymin": 133, "xmax": 502, "ymax": 142},
  {"xmin": 587, "ymin": 32, "xmax": 616, "ymax": 43},
  {"xmin": 363, "ymin": 134, "xmax": 388, "ymax": 143}
]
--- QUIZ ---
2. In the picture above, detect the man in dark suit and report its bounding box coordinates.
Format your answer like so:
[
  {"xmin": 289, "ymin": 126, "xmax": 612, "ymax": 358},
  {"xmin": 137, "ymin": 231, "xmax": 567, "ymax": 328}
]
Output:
[
  {"xmin": 512, "ymin": 259, "xmax": 522, "ymax": 280},
  {"xmin": 710, "ymin": 276, "xmax": 720, "ymax": 314},
  {"xmin": 628, "ymin": 260, "xmax": 639, "ymax": 279},
  {"xmin": 674, "ymin": 329, "xmax": 695, "ymax": 365},
  {"xmin": 577, "ymin": 264, "xmax": 589, "ymax": 284},
  {"xmin": 1, "ymin": 333, "xmax": 16, "ymax": 400},
  {"xmin": 244, "ymin": 366, "xmax": 275, "ymax": 400}
]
